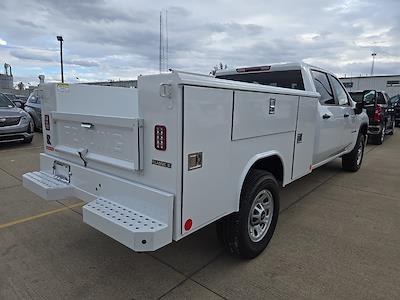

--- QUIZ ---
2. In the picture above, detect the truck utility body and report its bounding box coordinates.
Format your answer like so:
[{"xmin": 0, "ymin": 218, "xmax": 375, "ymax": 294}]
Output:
[{"xmin": 23, "ymin": 63, "xmax": 368, "ymax": 258}]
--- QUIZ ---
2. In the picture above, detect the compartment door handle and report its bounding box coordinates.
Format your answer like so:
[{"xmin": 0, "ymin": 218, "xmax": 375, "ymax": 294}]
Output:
[{"xmin": 81, "ymin": 122, "xmax": 94, "ymax": 129}]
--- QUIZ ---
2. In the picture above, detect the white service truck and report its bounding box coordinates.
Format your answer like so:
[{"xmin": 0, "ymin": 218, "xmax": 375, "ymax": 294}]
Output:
[{"xmin": 23, "ymin": 63, "xmax": 368, "ymax": 258}]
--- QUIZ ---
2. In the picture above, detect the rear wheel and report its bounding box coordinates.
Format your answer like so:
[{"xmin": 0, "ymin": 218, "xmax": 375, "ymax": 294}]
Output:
[
  {"xmin": 387, "ymin": 120, "xmax": 395, "ymax": 135},
  {"xmin": 216, "ymin": 170, "xmax": 280, "ymax": 259},
  {"xmin": 370, "ymin": 125, "xmax": 385, "ymax": 145},
  {"xmin": 342, "ymin": 134, "xmax": 365, "ymax": 172}
]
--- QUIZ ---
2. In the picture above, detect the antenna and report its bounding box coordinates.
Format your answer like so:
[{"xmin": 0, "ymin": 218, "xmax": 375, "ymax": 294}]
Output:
[
  {"xmin": 159, "ymin": 9, "xmax": 169, "ymax": 73},
  {"xmin": 166, "ymin": 9, "xmax": 168, "ymax": 71},
  {"xmin": 159, "ymin": 12, "xmax": 162, "ymax": 73}
]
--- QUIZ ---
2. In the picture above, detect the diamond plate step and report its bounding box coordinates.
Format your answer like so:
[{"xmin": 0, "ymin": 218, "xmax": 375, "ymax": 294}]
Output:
[{"xmin": 83, "ymin": 198, "xmax": 171, "ymax": 251}]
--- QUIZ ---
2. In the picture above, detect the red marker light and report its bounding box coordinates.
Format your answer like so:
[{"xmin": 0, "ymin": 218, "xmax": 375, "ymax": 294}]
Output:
[
  {"xmin": 154, "ymin": 125, "xmax": 167, "ymax": 151},
  {"xmin": 184, "ymin": 219, "xmax": 193, "ymax": 231}
]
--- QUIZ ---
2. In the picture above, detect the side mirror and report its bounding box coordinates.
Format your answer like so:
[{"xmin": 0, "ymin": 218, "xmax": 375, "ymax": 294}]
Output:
[
  {"xmin": 14, "ymin": 101, "xmax": 22, "ymax": 108},
  {"xmin": 362, "ymin": 89, "xmax": 376, "ymax": 105},
  {"xmin": 354, "ymin": 102, "xmax": 363, "ymax": 115}
]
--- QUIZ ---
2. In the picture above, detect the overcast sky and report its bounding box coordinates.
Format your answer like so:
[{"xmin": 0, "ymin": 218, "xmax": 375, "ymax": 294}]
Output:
[{"xmin": 0, "ymin": 0, "xmax": 399, "ymax": 85}]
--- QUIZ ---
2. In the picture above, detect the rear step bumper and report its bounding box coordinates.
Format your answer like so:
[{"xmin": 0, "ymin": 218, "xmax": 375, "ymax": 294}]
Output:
[
  {"xmin": 23, "ymin": 154, "xmax": 174, "ymax": 251},
  {"xmin": 23, "ymin": 171, "xmax": 73, "ymax": 200},
  {"xmin": 83, "ymin": 198, "xmax": 169, "ymax": 251}
]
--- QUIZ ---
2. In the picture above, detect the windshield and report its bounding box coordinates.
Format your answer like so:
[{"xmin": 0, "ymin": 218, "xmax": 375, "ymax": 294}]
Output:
[
  {"xmin": 0, "ymin": 93, "xmax": 15, "ymax": 108},
  {"xmin": 216, "ymin": 70, "xmax": 305, "ymax": 90}
]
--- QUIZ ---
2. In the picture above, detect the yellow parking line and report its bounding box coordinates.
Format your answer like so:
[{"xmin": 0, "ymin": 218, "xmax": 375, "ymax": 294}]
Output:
[{"xmin": 0, "ymin": 202, "xmax": 84, "ymax": 230}]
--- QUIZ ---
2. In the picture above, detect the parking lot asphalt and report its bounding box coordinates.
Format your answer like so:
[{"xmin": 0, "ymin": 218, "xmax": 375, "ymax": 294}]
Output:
[{"xmin": 0, "ymin": 133, "xmax": 399, "ymax": 300}]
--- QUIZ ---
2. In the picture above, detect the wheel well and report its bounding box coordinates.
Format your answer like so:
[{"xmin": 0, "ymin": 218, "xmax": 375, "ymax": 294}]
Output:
[{"xmin": 250, "ymin": 155, "xmax": 284, "ymax": 184}]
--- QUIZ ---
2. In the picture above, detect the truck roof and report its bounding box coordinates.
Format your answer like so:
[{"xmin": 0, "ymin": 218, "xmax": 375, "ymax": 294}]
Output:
[
  {"xmin": 215, "ymin": 62, "xmax": 332, "ymax": 77},
  {"xmin": 165, "ymin": 70, "xmax": 319, "ymax": 98}
]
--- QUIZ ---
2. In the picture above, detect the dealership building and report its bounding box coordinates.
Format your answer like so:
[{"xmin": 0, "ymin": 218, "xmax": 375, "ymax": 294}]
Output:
[{"xmin": 340, "ymin": 75, "xmax": 400, "ymax": 98}]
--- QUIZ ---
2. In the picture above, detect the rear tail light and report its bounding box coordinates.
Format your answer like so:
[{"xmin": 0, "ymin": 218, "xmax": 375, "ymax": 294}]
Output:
[
  {"xmin": 373, "ymin": 105, "xmax": 382, "ymax": 122},
  {"xmin": 154, "ymin": 125, "xmax": 166, "ymax": 151},
  {"xmin": 44, "ymin": 114, "xmax": 50, "ymax": 130}
]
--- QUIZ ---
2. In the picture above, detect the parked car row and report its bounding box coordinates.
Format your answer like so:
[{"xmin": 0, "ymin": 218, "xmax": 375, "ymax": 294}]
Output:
[
  {"xmin": 2, "ymin": 92, "xmax": 28, "ymax": 109},
  {"xmin": 349, "ymin": 90, "xmax": 396, "ymax": 145}
]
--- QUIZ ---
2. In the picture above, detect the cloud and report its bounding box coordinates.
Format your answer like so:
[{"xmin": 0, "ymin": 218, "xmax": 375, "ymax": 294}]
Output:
[
  {"xmin": 0, "ymin": 0, "xmax": 399, "ymax": 84},
  {"xmin": 66, "ymin": 59, "xmax": 100, "ymax": 67},
  {"xmin": 10, "ymin": 48, "xmax": 55, "ymax": 62}
]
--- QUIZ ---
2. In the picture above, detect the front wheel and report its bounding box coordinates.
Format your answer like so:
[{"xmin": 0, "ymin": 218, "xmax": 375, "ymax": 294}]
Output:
[
  {"xmin": 22, "ymin": 121, "xmax": 34, "ymax": 144},
  {"xmin": 216, "ymin": 170, "xmax": 280, "ymax": 259},
  {"xmin": 342, "ymin": 134, "xmax": 365, "ymax": 172}
]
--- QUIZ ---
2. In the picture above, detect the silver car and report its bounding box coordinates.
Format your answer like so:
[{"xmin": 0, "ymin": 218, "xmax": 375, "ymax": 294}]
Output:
[
  {"xmin": 0, "ymin": 93, "xmax": 34, "ymax": 144},
  {"xmin": 24, "ymin": 89, "xmax": 42, "ymax": 131}
]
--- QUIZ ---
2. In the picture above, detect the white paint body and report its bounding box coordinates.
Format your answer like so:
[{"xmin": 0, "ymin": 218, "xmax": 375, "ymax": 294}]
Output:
[{"xmin": 23, "ymin": 64, "xmax": 368, "ymax": 252}]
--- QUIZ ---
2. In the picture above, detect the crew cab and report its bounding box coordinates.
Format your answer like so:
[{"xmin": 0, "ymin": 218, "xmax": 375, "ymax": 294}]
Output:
[
  {"xmin": 349, "ymin": 90, "xmax": 395, "ymax": 144},
  {"xmin": 23, "ymin": 63, "xmax": 368, "ymax": 259}
]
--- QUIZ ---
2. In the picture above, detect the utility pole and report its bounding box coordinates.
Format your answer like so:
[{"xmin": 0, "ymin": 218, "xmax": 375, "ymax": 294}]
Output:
[
  {"xmin": 57, "ymin": 36, "xmax": 64, "ymax": 83},
  {"xmin": 370, "ymin": 52, "xmax": 377, "ymax": 76}
]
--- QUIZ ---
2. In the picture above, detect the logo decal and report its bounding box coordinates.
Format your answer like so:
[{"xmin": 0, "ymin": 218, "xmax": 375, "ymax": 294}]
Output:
[{"xmin": 152, "ymin": 159, "xmax": 172, "ymax": 168}]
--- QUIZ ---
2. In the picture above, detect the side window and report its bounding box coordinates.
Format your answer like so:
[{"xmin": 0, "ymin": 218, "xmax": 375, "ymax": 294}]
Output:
[
  {"xmin": 329, "ymin": 75, "xmax": 349, "ymax": 106},
  {"xmin": 311, "ymin": 70, "xmax": 335, "ymax": 105}
]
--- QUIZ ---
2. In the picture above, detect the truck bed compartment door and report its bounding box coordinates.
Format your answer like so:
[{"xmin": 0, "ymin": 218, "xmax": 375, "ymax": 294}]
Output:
[
  {"xmin": 292, "ymin": 96, "xmax": 318, "ymax": 180},
  {"xmin": 182, "ymin": 86, "xmax": 234, "ymax": 233}
]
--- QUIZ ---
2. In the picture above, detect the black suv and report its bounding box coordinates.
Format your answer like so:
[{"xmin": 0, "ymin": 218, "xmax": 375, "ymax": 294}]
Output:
[
  {"xmin": 390, "ymin": 95, "xmax": 400, "ymax": 127},
  {"xmin": 349, "ymin": 90, "xmax": 395, "ymax": 145}
]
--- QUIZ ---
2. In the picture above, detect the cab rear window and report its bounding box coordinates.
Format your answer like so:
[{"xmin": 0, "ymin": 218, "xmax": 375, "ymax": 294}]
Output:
[{"xmin": 216, "ymin": 70, "xmax": 305, "ymax": 90}]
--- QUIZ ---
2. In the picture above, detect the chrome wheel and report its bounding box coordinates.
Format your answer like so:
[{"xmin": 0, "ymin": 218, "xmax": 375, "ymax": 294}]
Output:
[
  {"xmin": 248, "ymin": 189, "xmax": 274, "ymax": 242},
  {"xmin": 380, "ymin": 127, "xmax": 385, "ymax": 143}
]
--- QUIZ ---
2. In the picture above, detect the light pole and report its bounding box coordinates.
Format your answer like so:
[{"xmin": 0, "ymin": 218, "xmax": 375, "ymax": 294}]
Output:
[
  {"xmin": 57, "ymin": 36, "xmax": 64, "ymax": 83},
  {"xmin": 370, "ymin": 52, "xmax": 377, "ymax": 76}
]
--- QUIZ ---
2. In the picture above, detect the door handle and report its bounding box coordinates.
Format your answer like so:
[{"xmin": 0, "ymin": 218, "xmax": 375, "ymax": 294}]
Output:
[
  {"xmin": 81, "ymin": 122, "xmax": 94, "ymax": 129},
  {"xmin": 344, "ymin": 114, "xmax": 349, "ymax": 118},
  {"xmin": 322, "ymin": 114, "xmax": 331, "ymax": 119}
]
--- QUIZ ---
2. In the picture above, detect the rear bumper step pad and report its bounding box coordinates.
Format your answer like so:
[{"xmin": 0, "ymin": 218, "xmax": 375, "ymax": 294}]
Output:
[
  {"xmin": 23, "ymin": 169, "xmax": 173, "ymax": 252},
  {"xmin": 23, "ymin": 171, "xmax": 73, "ymax": 200},
  {"xmin": 83, "ymin": 198, "xmax": 170, "ymax": 251}
]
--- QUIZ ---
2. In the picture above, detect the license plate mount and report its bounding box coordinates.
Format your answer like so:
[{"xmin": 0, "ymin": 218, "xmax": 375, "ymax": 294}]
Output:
[{"xmin": 53, "ymin": 160, "xmax": 71, "ymax": 183}]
